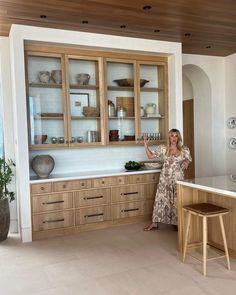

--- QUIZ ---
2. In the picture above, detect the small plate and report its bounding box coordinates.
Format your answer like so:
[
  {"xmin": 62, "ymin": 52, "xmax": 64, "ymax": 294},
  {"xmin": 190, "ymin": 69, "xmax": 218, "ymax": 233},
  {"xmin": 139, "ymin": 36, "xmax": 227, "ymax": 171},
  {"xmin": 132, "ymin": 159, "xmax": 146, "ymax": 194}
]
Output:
[
  {"xmin": 228, "ymin": 137, "xmax": 236, "ymax": 149},
  {"xmin": 226, "ymin": 117, "xmax": 236, "ymax": 129}
]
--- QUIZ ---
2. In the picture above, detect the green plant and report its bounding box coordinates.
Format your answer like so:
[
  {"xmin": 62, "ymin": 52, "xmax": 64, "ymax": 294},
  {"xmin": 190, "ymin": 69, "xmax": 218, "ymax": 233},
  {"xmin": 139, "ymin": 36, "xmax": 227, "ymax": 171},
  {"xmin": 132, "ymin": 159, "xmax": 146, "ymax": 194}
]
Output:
[{"xmin": 0, "ymin": 158, "xmax": 15, "ymax": 202}]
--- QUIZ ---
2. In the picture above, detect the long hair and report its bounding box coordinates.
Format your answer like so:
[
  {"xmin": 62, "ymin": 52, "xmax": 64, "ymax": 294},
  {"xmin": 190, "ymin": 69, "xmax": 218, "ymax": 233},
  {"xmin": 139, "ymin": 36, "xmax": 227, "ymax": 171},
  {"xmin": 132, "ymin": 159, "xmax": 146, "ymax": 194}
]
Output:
[{"xmin": 166, "ymin": 128, "xmax": 183, "ymax": 153}]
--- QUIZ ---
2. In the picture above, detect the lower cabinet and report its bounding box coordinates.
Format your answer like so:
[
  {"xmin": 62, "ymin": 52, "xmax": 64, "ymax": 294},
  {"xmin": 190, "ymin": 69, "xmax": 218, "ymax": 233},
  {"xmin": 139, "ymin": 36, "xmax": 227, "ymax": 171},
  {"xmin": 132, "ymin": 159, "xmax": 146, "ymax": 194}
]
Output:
[{"xmin": 31, "ymin": 172, "xmax": 159, "ymax": 240}]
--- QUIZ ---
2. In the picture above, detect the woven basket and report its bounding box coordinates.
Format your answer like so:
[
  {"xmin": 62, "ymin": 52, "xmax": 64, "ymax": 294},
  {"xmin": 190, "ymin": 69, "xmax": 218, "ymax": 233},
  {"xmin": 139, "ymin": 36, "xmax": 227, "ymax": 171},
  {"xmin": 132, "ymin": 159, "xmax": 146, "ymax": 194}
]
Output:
[{"xmin": 83, "ymin": 107, "xmax": 100, "ymax": 117}]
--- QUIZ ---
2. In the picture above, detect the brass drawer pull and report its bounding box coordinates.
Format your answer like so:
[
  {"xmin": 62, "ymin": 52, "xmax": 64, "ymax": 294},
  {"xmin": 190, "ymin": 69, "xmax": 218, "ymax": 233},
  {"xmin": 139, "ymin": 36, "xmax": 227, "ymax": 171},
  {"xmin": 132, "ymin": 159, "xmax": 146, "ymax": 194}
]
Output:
[
  {"xmin": 42, "ymin": 200, "xmax": 65, "ymax": 205},
  {"xmin": 40, "ymin": 187, "xmax": 45, "ymax": 190},
  {"xmin": 81, "ymin": 183, "xmax": 85, "ymax": 186},
  {"xmin": 122, "ymin": 208, "xmax": 139, "ymax": 212},
  {"xmin": 63, "ymin": 185, "xmax": 67, "ymax": 188},
  {"xmin": 43, "ymin": 218, "xmax": 65, "ymax": 223},
  {"xmin": 85, "ymin": 213, "xmax": 104, "ymax": 218},
  {"xmin": 121, "ymin": 192, "xmax": 138, "ymax": 196},
  {"xmin": 83, "ymin": 195, "xmax": 103, "ymax": 200}
]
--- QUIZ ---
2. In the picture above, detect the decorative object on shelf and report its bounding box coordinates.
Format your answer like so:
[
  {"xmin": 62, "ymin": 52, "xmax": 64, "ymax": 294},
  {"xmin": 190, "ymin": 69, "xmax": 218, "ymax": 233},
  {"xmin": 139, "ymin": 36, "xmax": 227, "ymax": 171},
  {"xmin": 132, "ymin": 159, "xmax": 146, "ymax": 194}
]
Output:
[
  {"xmin": 71, "ymin": 137, "xmax": 76, "ymax": 143},
  {"xmin": 51, "ymin": 137, "xmax": 58, "ymax": 144},
  {"xmin": 58, "ymin": 137, "xmax": 65, "ymax": 144},
  {"xmin": 109, "ymin": 130, "xmax": 119, "ymax": 141},
  {"xmin": 51, "ymin": 70, "xmax": 62, "ymax": 84},
  {"xmin": 108, "ymin": 100, "xmax": 115, "ymax": 117},
  {"xmin": 70, "ymin": 92, "xmax": 89, "ymax": 116},
  {"xmin": 87, "ymin": 131, "xmax": 98, "ymax": 143},
  {"xmin": 34, "ymin": 134, "xmax": 47, "ymax": 144},
  {"xmin": 77, "ymin": 136, "xmax": 84, "ymax": 143},
  {"xmin": 38, "ymin": 71, "xmax": 50, "ymax": 83},
  {"xmin": 124, "ymin": 161, "xmax": 142, "ymax": 171},
  {"xmin": 228, "ymin": 137, "xmax": 236, "ymax": 149},
  {"xmin": 113, "ymin": 78, "xmax": 149, "ymax": 87},
  {"xmin": 83, "ymin": 107, "xmax": 100, "ymax": 117},
  {"xmin": 77, "ymin": 73, "xmax": 90, "ymax": 85},
  {"xmin": 139, "ymin": 160, "xmax": 163, "ymax": 170},
  {"xmin": 116, "ymin": 97, "xmax": 134, "ymax": 116},
  {"xmin": 229, "ymin": 174, "xmax": 236, "ymax": 182},
  {"xmin": 0, "ymin": 158, "xmax": 15, "ymax": 241},
  {"xmin": 140, "ymin": 106, "xmax": 145, "ymax": 117},
  {"xmin": 31, "ymin": 155, "xmax": 55, "ymax": 178},
  {"xmin": 226, "ymin": 117, "xmax": 236, "ymax": 129},
  {"xmin": 145, "ymin": 103, "xmax": 157, "ymax": 116},
  {"xmin": 38, "ymin": 113, "xmax": 63, "ymax": 118},
  {"xmin": 116, "ymin": 106, "xmax": 127, "ymax": 118},
  {"xmin": 124, "ymin": 135, "xmax": 135, "ymax": 141}
]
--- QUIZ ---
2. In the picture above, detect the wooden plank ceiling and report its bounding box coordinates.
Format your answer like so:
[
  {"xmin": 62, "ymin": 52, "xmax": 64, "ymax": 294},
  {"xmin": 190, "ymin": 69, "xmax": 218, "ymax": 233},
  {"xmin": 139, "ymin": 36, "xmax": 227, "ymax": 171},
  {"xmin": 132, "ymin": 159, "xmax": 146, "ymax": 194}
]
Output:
[{"xmin": 0, "ymin": 0, "xmax": 235, "ymax": 56}]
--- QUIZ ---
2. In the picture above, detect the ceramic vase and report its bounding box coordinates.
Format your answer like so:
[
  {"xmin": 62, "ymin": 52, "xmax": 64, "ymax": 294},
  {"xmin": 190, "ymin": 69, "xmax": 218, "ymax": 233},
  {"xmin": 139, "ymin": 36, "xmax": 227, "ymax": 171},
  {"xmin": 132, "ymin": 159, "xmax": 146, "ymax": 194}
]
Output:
[{"xmin": 31, "ymin": 155, "xmax": 55, "ymax": 178}]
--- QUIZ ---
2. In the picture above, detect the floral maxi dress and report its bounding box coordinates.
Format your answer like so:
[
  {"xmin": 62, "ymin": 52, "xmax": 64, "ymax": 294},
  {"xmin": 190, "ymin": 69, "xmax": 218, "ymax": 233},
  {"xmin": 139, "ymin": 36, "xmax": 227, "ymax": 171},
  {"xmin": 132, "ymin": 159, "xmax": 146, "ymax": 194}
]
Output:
[{"xmin": 152, "ymin": 145, "xmax": 192, "ymax": 225}]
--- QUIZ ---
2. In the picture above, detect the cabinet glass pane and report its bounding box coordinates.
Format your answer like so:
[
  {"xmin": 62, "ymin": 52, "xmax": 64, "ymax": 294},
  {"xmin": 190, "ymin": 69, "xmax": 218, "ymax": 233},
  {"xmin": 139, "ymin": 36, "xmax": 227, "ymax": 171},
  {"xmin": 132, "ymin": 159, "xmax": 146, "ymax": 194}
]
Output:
[
  {"xmin": 68, "ymin": 58, "xmax": 101, "ymax": 144},
  {"xmin": 27, "ymin": 56, "xmax": 65, "ymax": 146},
  {"xmin": 107, "ymin": 61, "xmax": 135, "ymax": 142},
  {"xmin": 139, "ymin": 64, "xmax": 165, "ymax": 141}
]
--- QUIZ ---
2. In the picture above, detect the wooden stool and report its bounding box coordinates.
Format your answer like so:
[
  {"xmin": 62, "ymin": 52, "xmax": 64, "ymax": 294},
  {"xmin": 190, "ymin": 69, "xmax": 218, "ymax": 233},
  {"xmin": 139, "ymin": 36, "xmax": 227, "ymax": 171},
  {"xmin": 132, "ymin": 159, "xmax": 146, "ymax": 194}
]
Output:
[{"xmin": 182, "ymin": 203, "xmax": 230, "ymax": 276}]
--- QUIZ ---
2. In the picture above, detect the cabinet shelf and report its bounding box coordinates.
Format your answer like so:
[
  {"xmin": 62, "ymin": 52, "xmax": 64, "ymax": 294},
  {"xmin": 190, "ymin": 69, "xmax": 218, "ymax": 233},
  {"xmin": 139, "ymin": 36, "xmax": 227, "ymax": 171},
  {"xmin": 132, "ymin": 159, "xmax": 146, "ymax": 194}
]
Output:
[
  {"xmin": 108, "ymin": 86, "xmax": 134, "ymax": 91},
  {"xmin": 109, "ymin": 117, "xmax": 135, "ymax": 120},
  {"xmin": 34, "ymin": 116, "xmax": 64, "ymax": 120},
  {"xmin": 140, "ymin": 87, "xmax": 164, "ymax": 92},
  {"xmin": 141, "ymin": 116, "xmax": 164, "ymax": 120},
  {"xmin": 71, "ymin": 116, "xmax": 100, "ymax": 120},
  {"xmin": 29, "ymin": 82, "xmax": 62, "ymax": 88},
  {"xmin": 70, "ymin": 84, "xmax": 99, "ymax": 90}
]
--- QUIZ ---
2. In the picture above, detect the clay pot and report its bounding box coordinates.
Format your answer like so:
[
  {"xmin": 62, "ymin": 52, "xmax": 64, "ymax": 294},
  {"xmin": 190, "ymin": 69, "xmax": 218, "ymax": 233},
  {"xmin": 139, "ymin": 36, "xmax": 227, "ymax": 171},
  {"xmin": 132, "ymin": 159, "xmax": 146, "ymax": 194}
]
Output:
[
  {"xmin": 51, "ymin": 70, "xmax": 62, "ymax": 84},
  {"xmin": 77, "ymin": 73, "xmax": 90, "ymax": 85},
  {"xmin": 0, "ymin": 198, "xmax": 10, "ymax": 241},
  {"xmin": 31, "ymin": 155, "xmax": 55, "ymax": 178}
]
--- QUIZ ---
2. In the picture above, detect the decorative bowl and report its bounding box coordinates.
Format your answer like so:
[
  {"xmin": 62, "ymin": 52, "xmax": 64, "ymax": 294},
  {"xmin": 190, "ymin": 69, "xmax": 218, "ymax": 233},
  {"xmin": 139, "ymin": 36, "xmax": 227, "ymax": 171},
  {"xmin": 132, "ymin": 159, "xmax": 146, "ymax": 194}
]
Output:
[
  {"xmin": 34, "ymin": 134, "xmax": 47, "ymax": 144},
  {"xmin": 140, "ymin": 161, "xmax": 163, "ymax": 170},
  {"xmin": 124, "ymin": 161, "xmax": 142, "ymax": 171},
  {"xmin": 113, "ymin": 78, "xmax": 149, "ymax": 87}
]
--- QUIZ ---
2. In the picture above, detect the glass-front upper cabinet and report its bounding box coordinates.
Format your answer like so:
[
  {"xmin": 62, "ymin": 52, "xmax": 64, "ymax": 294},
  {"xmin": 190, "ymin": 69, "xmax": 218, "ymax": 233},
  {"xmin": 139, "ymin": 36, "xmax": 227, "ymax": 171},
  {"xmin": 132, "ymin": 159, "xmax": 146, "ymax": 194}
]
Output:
[
  {"xmin": 106, "ymin": 59, "xmax": 136, "ymax": 144},
  {"xmin": 137, "ymin": 61, "xmax": 168, "ymax": 143},
  {"xmin": 66, "ymin": 56, "xmax": 104, "ymax": 146},
  {"xmin": 26, "ymin": 52, "xmax": 67, "ymax": 149}
]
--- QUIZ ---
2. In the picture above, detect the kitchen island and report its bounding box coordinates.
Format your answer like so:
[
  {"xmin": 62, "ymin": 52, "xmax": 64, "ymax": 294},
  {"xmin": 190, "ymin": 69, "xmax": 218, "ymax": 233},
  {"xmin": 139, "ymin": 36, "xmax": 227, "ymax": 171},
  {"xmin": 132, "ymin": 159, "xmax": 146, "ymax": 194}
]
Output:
[{"xmin": 177, "ymin": 175, "xmax": 236, "ymax": 258}]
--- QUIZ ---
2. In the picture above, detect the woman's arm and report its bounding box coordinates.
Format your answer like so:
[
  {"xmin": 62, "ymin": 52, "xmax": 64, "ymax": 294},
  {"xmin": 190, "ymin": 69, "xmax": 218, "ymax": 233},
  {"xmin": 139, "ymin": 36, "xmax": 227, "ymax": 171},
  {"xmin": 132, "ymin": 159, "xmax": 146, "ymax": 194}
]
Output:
[{"xmin": 144, "ymin": 137, "xmax": 156, "ymax": 159}]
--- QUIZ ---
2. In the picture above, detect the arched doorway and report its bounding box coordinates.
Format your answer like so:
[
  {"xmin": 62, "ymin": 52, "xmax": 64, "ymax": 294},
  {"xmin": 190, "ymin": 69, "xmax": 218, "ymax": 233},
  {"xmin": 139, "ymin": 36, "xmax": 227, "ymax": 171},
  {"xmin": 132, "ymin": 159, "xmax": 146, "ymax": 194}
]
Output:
[{"xmin": 182, "ymin": 64, "xmax": 212, "ymax": 178}]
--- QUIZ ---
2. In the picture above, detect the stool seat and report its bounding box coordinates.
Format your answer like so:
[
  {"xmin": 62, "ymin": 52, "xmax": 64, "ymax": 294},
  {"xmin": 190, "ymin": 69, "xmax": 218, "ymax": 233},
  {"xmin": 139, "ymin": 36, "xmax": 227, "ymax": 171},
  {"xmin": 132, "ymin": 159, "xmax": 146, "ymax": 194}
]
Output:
[
  {"xmin": 183, "ymin": 203, "xmax": 229, "ymax": 216},
  {"xmin": 182, "ymin": 202, "xmax": 230, "ymax": 276}
]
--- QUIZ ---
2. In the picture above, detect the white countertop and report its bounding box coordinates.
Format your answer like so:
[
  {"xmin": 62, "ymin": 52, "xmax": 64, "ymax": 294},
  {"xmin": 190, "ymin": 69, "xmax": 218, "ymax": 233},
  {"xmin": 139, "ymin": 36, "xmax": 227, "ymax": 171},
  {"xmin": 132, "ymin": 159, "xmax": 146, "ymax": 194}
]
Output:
[
  {"xmin": 30, "ymin": 168, "xmax": 161, "ymax": 184},
  {"xmin": 177, "ymin": 175, "xmax": 236, "ymax": 198}
]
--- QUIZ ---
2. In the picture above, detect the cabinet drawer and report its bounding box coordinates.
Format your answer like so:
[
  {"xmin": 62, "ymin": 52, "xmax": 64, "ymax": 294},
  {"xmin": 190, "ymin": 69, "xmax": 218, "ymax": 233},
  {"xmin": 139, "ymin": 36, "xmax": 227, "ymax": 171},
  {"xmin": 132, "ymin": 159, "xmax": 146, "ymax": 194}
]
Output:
[
  {"xmin": 92, "ymin": 177, "xmax": 111, "ymax": 188},
  {"xmin": 147, "ymin": 173, "xmax": 160, "ymax": 183},
  {"xmin": 128, "ymin": 174, "xmax": 147, "ymax": 184},
  {"xmin": 109, "ymin": 176, "xmax": 127, "ymax": 186},
  {"xmin": 32, "ymin": 210, "xmax": 74, "ymax": 231},
  {"xmin": 145, "ymin": 199, "xmax": 155, "ymax": 215},
  {"xmin": 145, "ymin": 183, "xmax": 158, "ymax": 200},
  {"xmin": 75, "ymin": 188, "xmax": 110, "ymax": 208},
  {"xmin": 53, "ymin": 179, "xmax": 91, "ymax": 192},
  {"xmin": 32, "ymin": 193, "xmax": 73, "ymax": 213},
  {"xmin": 112, "ymin": 201, "xmax": 145, "ymax": 219},
  {"xmin": 76, "ymin": 205, "xmax": 111, "ymax": 225},
  {"xmin": 31, "ymin": 183, "xmax": 52, "ymax": 195},
  {"xmin": 111, "ymin": 184, "xmax": 145, "ymax": 203}
]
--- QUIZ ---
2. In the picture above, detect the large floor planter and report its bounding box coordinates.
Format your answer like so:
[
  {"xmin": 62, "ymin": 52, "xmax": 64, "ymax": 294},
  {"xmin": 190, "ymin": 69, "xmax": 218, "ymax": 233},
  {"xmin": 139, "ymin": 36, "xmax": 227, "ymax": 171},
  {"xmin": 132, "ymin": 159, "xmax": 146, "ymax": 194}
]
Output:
[{"xmin": 0, "ymin": 198, "xmax": 10, "ymax": 241}]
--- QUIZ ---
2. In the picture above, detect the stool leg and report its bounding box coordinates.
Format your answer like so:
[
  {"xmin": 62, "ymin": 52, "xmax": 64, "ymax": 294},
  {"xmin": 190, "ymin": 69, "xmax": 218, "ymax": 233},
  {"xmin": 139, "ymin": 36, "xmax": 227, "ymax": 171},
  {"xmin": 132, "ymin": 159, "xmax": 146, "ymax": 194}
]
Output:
[
  {"xmin": 183, "ymin": 211, "xmax": 191, "ymax": 263},
  {"xmin": 203, "ymin": 216, "xmax": 207, "ymax": 276},
  {"xmin": 219, "ymin": 215, "xmax": 231, "ymax": 270}
]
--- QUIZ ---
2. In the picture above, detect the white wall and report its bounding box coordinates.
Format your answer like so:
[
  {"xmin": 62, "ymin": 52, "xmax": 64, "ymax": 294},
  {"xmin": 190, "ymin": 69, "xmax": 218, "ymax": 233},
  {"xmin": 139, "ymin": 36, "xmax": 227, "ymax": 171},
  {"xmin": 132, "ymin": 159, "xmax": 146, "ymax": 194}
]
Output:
[
  {"xmin": 0, "ymin": 37, "xmax": 18, "ymax": 232},
  {"xmin": 182, "ymin": 54, "xmax": 226, "ymax": 177},
  {"xmin": 182, "ymin": 74, "xmax": 193, "ymax": 100},
  {"xmin": 225, "ymin": 54, "xmax": 236, "ymax": 175},
  {"xmin": 8, "ymin": 25, "xmax": 182, "ymax": 242}
]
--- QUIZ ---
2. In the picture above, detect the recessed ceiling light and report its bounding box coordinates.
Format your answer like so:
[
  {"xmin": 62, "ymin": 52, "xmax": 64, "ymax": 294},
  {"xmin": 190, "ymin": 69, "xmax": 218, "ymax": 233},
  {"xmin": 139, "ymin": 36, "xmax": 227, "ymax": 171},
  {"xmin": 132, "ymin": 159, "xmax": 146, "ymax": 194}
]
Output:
[
  {"xmin": 120, "ymin": 25, "xmax": 126, "ymax": 29},
  {"xmin": 40, "ymin": 15, "xmax": 47, "ymax": 19},
  {"xmin": 82, "ymin": 20, "xmax": 88, "ymax": 24},
  {"xmin": 143, "ymin": 5, "xmax": 152, "ymax": 11},
  {"xmin": 154, "ymin": 29, "xmax": 160, "ymax": 33},
  {"xmin": 185, "ymin": 33, "xmax": 191, "ymax": 37},
  {"xmin": 206, "ymin": 45, "xmax": 211, "ymax": 48}
]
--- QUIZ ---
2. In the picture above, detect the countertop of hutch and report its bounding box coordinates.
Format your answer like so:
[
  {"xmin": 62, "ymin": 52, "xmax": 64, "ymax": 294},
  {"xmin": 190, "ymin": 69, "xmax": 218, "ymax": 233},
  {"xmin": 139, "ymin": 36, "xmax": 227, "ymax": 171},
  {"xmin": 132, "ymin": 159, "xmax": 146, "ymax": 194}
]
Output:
[
  {"xmin": 177, "ymin": 175, "xmax": 236, "ymax": 198},
  {"xmin": 30, "ymin": 168, "xmax": 161, "ymax": 184}
]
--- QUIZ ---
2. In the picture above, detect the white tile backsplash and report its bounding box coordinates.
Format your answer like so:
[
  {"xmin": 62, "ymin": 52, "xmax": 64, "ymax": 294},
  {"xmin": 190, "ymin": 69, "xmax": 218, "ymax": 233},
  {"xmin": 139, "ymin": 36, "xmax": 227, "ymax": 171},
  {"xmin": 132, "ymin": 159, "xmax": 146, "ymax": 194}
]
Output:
[{"xmin": 29, "ymin": 146, "xmax": 149, "ymax": 176}]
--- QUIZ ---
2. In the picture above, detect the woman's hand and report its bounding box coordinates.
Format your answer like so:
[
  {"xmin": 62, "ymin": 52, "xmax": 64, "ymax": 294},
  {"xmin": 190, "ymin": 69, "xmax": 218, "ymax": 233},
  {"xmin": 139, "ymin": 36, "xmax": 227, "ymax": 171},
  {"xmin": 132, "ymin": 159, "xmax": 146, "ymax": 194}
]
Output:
[
  {"xmin": 181, "ymin": 159, "xmax": 190, "ymax": 170},
  {"xmin": 144, "ymin": 136, "xmax": 150, "ymax": 147}
]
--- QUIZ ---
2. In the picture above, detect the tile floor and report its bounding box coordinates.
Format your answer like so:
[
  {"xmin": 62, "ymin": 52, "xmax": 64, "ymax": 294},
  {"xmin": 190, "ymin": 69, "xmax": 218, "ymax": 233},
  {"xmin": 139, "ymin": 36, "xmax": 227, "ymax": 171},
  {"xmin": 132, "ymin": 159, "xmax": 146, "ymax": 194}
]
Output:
[{"xmin": 0, "ymin": 223, "xmax": 236, "ymax": 295}]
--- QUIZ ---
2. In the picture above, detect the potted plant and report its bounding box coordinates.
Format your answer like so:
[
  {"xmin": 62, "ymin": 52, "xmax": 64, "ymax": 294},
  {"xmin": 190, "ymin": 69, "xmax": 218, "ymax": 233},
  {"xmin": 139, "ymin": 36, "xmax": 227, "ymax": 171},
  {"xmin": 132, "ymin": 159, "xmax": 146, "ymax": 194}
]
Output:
[{"xmin": 0, "ymin": 158, "xmax": 15, "ymax": 241}]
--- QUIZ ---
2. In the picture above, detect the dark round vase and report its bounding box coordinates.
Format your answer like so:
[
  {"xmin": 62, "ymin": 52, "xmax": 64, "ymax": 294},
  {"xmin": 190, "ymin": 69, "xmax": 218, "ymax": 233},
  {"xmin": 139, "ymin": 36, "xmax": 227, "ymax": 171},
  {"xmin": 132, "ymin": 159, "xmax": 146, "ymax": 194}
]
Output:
[
  {"xmin": 0, "ymin": 198, "xmax": 10, "ymax": 241},
  {"xmin": 31, "ymin": 155, "xmax": 55, "ymax": 178}
]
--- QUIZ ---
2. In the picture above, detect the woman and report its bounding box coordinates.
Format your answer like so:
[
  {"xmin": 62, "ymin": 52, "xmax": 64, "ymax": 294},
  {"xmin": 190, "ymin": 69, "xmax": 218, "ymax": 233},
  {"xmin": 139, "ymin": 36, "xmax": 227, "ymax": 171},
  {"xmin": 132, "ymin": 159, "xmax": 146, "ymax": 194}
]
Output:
[{"xmin": 144, "ymin": 128, "xmax": 192, "ymax": 231}]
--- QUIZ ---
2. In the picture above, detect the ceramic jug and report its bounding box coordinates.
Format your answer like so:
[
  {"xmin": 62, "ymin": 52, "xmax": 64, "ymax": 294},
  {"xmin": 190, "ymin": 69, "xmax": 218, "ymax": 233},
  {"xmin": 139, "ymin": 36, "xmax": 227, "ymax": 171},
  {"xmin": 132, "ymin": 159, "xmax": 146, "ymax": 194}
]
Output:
[{"xmin": 145, "ymin": 103, "xmax": 156, "ymax": 115}]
